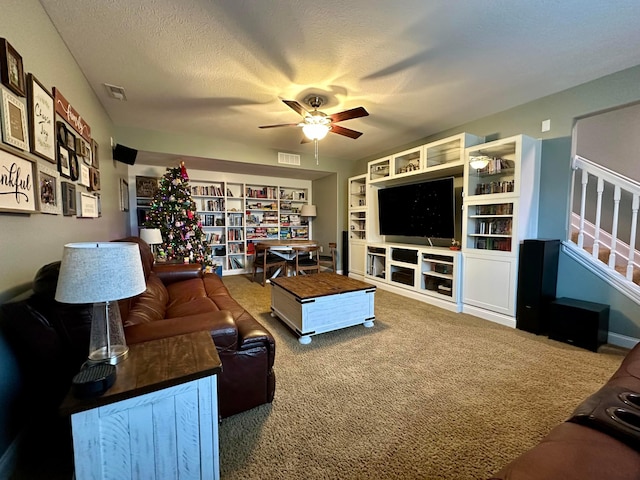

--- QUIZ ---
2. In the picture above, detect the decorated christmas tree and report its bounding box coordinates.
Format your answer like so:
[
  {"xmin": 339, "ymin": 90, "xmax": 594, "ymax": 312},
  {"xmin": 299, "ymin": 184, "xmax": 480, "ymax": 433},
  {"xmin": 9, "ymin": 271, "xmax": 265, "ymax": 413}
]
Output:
[{"xmin": 145, "ymin": 162, "xmax": 212, "ymax": 265}]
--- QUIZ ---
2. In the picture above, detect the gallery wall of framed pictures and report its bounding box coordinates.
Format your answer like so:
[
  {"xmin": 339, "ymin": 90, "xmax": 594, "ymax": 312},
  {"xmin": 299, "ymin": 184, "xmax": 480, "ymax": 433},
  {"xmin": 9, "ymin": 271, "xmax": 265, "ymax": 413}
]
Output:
[{"xmin": 0, "ymin": 36, "xmax": 102, "ymax": 218}]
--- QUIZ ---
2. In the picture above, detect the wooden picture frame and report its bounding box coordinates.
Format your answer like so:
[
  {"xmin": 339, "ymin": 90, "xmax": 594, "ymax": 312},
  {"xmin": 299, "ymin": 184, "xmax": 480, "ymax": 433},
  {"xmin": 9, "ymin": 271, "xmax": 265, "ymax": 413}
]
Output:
[
  {"xmin": 26, "ymin": 74, "xmax": 55, "ymax": 163},
  {"xmin": 79, "ymin": 162, "xmax": 90, "ymax": 187},
  {"xmin": 89, "ymin": 167, "xmax": 100, "ymax": 191},
  {"xmin": 1, "ymin": 88, "xmax": 29, "ymax": 151},
  {"xmin": 78, "ymin": 192, "xmax": 98, "ymax": 218},
  {"xmin": 0, "ymin": 148, "xmax": 36, "ymax": 213},
  {"xmin": 58, "ymin": 144, "xmax": 70, "ymax": 178},
  {"xmin": 135, "ymin": 176, "xmax": 159, "ymax": 198},
  {"xmin": 61, "ymin": 181, "xmax": 76, "ymax": 216},
  {"xmin": 0, "ymin": 39, "xmax": 25, "ymax": 97},
  {"xmin": 119, "ymin": 178, "xmax": 129, "ymax": 212},
  {"xmin": 69, "ymin": 151, "xmax": 79, "ymax": 181},
  {"xmin": 91, "ymin": 139, "xmax": 99, "ymax": 168},
  {"xmin": 65, "ymin": 128, "xmax": 76, "ymax": 152},
  {"xmin": 36, "ymin": 163, "xmax": 62, "ymax": 215}
]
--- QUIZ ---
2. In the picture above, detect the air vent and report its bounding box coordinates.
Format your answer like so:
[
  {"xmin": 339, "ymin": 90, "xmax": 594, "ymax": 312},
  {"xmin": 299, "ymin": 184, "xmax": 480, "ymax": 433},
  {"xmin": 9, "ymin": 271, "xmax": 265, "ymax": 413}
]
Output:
[
  {"xmin": 278, "ymin": 152, "xmax": 300, "ymax": 166},
  {"xmin": 103, "ymin": 83, "xmax": 127, "ymax": 101}
]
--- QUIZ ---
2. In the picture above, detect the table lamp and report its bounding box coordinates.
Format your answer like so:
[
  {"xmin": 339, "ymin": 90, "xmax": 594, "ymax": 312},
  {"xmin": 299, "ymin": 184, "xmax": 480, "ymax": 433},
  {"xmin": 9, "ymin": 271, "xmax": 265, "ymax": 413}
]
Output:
[
  {"xmin": 300, "ymin": 204, "xmax": 317, "ymax": 218},
  {"xmin": 139, "ymin": 228, "xmax": 163, "ymax": 259},
  {"xmin": 55, "ymin": 242, "xmax": 146, "ymax": 364}
]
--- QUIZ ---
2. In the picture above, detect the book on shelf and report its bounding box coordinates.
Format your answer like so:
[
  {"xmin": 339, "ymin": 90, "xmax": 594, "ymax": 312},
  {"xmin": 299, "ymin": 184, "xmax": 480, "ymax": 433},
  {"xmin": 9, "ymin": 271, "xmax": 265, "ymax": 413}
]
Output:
[{"xmin": 192, "ymin": 184, "xmax": 224, "ymax": 197}]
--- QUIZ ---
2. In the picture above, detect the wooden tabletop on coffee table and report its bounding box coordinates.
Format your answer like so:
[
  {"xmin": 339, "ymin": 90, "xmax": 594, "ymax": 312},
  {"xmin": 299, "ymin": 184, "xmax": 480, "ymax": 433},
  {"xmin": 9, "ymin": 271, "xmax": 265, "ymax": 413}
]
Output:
[{"xmin": 270, "ymin": 272, "xmax": 375, "ymax": 300}]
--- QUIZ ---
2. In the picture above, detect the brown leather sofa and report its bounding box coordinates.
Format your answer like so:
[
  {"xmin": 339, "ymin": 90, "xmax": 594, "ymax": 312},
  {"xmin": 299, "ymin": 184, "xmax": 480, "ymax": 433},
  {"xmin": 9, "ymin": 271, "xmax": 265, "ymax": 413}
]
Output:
[
  {"xmin": 489, "ymin": 342, "xmax": 640, "ymax": 480},
  {"xmin": 115, "ymin": 236, "xmax": 276, "ymax": 418},
  {"xmin": 0, "ymin": 237, "xmax": 275, "ymax": 420}
]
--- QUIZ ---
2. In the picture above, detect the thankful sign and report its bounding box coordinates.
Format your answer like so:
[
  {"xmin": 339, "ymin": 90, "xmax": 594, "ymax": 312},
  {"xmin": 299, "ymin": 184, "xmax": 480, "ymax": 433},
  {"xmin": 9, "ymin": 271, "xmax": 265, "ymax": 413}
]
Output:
[{"xmin": 0, "ymin": 149, "xmax": 35, "ymax": 213}]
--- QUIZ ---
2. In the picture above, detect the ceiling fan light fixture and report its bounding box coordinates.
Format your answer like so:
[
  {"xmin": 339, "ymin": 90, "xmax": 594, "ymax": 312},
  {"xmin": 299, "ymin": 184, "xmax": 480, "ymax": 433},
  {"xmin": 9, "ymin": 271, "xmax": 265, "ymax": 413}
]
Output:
[{"xmin": 302, "ymin": 122, "xmax": 330, "ymax": 140}]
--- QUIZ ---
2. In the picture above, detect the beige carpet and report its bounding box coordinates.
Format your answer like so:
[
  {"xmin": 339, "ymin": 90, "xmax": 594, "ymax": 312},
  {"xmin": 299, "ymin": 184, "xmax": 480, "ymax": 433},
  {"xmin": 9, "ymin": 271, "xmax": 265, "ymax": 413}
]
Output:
[{"xmin": 219, "ymin": 275, "xmax": 626, "ymax": 480}]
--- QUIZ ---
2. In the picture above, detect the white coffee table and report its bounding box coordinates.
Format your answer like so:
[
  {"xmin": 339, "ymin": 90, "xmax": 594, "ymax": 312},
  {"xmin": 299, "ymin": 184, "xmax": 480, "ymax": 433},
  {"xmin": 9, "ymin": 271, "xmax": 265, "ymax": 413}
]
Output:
[{"xmin": 270, "ymin": 273, "xmax": 376, "ymax": 344}]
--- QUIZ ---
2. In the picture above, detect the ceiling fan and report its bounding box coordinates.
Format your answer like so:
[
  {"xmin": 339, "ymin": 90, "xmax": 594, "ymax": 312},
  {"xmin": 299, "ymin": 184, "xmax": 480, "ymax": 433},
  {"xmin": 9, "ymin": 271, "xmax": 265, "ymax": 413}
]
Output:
[{"xmin": 259, "ymin": 95, "xmax": 369, "ymax": 143}]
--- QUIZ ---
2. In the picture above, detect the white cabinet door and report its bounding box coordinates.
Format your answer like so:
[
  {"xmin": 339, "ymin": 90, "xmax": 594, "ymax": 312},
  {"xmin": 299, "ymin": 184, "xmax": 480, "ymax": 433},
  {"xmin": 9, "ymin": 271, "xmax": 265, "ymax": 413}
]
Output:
[
  {"xmin": 462, "ymin": 254, "xmax": 516, "ymax": 316},
  {"xmin": 349, "ymin": 241, "xmax": 366, "ymax": 275}
]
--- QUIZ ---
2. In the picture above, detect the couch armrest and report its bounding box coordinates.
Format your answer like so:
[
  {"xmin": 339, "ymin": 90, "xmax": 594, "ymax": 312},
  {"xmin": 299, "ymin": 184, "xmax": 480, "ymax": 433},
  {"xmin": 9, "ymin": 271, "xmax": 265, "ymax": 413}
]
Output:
[
  {"xmin": 124, "ymin": 310, "xmax": 237, "ymax": 348},
  {"xmin": 153, "ymin": 263, "xmax": 203, "ymax": 285}
]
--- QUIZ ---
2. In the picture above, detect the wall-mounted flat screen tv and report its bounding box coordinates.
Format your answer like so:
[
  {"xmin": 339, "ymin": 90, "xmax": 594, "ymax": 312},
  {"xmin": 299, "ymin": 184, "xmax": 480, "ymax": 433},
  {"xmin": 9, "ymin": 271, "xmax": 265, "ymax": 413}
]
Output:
[{"xmin": 377, "ymin": 177, "xmax": 455, "ymax": 239}]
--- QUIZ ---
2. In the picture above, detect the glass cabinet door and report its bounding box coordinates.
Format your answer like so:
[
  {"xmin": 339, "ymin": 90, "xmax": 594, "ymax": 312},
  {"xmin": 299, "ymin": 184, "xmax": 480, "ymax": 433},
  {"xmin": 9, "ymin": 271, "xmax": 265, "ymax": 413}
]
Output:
[{"xmin": 465, "ymin": 138, "xmax": 520, "ymax": 200}]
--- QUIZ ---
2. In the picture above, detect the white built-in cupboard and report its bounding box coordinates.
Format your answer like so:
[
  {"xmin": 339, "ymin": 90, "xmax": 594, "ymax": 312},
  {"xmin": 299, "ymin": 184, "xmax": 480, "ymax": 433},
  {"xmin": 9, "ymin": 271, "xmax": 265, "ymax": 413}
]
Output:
[{"xmin": 348, "ymin": 133, "xmax": 541, "ymax": 324}]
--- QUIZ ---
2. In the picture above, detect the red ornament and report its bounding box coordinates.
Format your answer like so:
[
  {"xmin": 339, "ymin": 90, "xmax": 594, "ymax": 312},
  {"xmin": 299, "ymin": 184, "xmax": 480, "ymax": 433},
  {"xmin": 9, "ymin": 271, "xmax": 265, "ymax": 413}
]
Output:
[{"xmin": 187, "ymin": 210, "xmax": 194, "ymax": 219}]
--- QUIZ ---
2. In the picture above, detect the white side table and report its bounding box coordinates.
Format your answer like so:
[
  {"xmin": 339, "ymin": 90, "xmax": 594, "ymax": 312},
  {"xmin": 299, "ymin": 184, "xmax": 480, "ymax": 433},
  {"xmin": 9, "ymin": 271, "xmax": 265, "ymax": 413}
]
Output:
[{"xmin": 60, "ymin": 331, "xmax": 222, "ymax": 480}]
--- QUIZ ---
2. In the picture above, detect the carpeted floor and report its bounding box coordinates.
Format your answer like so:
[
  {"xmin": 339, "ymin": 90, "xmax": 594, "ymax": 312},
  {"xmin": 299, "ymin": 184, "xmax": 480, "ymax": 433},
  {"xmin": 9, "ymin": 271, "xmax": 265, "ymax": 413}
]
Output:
[{"xmin": 219, "ymin": 274, "xmax": 626, "ymax": 480}]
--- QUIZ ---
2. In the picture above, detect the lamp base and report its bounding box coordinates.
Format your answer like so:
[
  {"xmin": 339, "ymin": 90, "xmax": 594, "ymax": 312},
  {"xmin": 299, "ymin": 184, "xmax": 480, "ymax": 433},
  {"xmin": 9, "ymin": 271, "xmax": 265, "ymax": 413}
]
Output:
[{"xmin": 88, "ymin": 344, "xmax": 129, "ymax": 365}]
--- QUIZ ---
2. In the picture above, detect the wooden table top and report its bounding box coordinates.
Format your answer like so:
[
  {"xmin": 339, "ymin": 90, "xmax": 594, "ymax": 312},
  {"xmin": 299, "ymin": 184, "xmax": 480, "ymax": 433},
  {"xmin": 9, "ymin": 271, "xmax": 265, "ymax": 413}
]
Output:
[
  {"xmin": 270, "ymin": 272, "xmax": 376, "ymax": 300},
  {"xmin": 60, "ymin": 331, "xmax": 222, "ymax": 416},
  {"xmin": 256, "ymin": 239, "xmax": 317, "ymax": 249}
]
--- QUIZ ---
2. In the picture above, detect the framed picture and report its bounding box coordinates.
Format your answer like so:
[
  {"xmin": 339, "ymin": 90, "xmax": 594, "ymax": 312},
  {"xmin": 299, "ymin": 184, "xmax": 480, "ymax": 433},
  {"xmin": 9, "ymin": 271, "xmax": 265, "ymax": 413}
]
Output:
[
  {"xmin": 61, "ymin": 181, "xmax": 76, "ymax": 216},
  {"xmin": 58, "ymin": 145, "xmax": 70, "ymax": 178},
  {"xmin": 0, "ymin": 148, "xmax": 36, "ymax": 213},
  {"xmin": 76, "ymin": 137, "xmax": 91, "ymax": 164},
  {"xmin": 65, "ymin": 128, "xmax": 76, "ymax": 152},
  {"xmin": 56, "ymin": 121, "xmax": 67, "ymax": 145},
  {"xmin": 26, "ymin": 74, "xmax": 55, "ymax": 163},
  {"xmin": 1, "ymin": 88, "xmax": 29, "ymax": 150},
  {"xmin": 79, "ymin": 163, "xmax": 90, "ymax": 187},
  {"xmin": 137, "ymin": 207, "xmax": 150, "ymax": 226},
  {"xmin": 135, "ymin": 176, "xmax": 159, "ymax": 198},
  {"xmin": 91, "ymin": 139, "xmax": 99, "ymax": 168},
  {"xmin": 90, "ymin": 167, "xmax": 100, "ymax": 191},
  {"xmin": 36, "ymin": 163, "xmax": 62, "ymax": 215},
  {"xmin": 0, "ymin": 39, "xmax": 25, "ymax": 97},
  {"xmin": 69, "ymin": 151, "xmax": 79, "ymax": 181},
  {"xmin": 78, "ymin": 192, "xmax": 98, "ymax": 218},
  {"xmin": 120, "ymin": 178, "xmax": 129, "ymax": 212}
]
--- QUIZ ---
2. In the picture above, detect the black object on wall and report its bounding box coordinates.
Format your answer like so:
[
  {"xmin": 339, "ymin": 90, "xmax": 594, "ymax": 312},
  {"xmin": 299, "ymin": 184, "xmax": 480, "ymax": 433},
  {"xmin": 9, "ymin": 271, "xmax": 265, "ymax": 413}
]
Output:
[
  {"xmin": 549, "ymin": 298, "xmax": 609, "ymax": 352},
  {"xmin": 113, "ymin": 144, "xmax": 138, "ymax": 165},
  {"xmin": 516, "ymin": 239, "xmax": 560, "ymax": 335},
  {"xmin": 342, "ymin": 230, "xmax": 348, "ymax": 276}
]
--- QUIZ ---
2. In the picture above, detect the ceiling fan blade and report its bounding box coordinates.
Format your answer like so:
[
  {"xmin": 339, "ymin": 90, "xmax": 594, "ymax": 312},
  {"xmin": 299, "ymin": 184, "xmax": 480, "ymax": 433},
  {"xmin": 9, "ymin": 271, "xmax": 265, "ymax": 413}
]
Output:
[
  {"xmin": 330, "ymin": 124, "xmax": 363, "ymax": 139},
  {"xmin": 329, "ymin": 106, "xmax": 369, "ymax": 123},
  {"xmin": 282, "ymin": 100, "xmax": 308, "ymax": 117},
  {"xmin": 259, "ymin": 123, "xmax": 300, "ymax": 129}
]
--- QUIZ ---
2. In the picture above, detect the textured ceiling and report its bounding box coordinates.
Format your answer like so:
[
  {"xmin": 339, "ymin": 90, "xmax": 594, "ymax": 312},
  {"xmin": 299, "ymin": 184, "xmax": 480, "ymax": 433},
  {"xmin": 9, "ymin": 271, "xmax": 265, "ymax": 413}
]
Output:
[{"xmin": 39, "ymin": 0, "xmax": 640, "ymax": 168}]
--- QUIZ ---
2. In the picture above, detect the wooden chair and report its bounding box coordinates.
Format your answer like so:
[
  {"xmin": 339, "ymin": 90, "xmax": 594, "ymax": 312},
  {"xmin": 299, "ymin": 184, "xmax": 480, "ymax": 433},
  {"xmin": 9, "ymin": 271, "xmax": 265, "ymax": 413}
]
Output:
[
  {"xmin": 252, "ymin": 243, "xmax": 287, "ymax": 286},
  {"xmin": 319, "ymin": 242, "xmax": 337, "ymax": 273},
  {"xmin": 290, "ymin": 245, "xmax": 321, "ymax": 276}
]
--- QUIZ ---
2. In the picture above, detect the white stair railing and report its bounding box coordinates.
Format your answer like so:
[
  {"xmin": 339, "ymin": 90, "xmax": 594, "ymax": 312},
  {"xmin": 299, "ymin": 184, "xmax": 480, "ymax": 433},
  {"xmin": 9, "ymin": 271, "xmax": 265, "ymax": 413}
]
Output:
[{"xmin": 570, "ymin": 155, "xmax": 640, "ymax": 283}]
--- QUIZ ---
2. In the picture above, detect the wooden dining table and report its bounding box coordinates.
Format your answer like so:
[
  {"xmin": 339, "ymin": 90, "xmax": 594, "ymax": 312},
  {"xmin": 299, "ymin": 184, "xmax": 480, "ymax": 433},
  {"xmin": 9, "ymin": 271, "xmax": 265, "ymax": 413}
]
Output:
[
  {"xmin": 255, "ymin": 239, "xmax": 318, "ymax": 260},
  {"xmin": 255, "ymin": 239, "xmax": 318, "ymax": 279}
]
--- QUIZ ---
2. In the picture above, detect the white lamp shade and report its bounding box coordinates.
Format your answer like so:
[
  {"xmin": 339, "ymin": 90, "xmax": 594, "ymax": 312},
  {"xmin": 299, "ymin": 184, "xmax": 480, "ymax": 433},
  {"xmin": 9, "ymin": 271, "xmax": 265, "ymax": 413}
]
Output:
[
  {"xmin": 55, "ymin": 242, "xmax": 146, "ymax": 304},
  {"xmin": 139, "ymin": 228, "xmax": 163, "ymax": 245},
  {"xmin": 300, "ymin": 204, "xmax": 317, "ymax": 217}
]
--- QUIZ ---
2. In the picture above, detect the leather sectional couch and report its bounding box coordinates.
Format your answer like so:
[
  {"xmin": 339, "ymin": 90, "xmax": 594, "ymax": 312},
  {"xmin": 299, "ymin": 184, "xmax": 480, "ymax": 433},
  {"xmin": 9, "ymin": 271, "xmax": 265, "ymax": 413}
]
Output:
[
  {"xmin": 1, "ymin": 236, "xmax": 275, "ymax": 420},
  {"xmin": 489, "ymin": 342, "xmax": 640, "ymax": 479}
]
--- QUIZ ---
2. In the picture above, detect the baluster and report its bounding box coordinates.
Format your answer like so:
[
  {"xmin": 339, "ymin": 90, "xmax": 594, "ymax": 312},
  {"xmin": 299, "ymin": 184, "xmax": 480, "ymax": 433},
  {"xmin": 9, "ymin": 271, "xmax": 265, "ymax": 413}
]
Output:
[
  {"xmin": 608, "ymin": 185, "xmax": 621, "ymax": 269},
  {"xmin": 592, "ymin": 177, "xmax": 604, "ymax": 260},
  {"xmin": 627, "ymin": 194, "xmax": 639, "ymax": 280},
  {"xmin": 578, "ymin": 169, "xmax": 589, "ymax": 248}
]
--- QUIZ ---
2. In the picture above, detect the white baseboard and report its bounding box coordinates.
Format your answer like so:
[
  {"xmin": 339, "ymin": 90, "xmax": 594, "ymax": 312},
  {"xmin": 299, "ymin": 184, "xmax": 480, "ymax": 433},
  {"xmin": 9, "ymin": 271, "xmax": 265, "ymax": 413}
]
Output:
[
  {"xmin": 608, "ymin": 331, "xmax": 640, "ymax": 349},
  {"xmin": 461, "ymin": 304, "xmax": 516, "ymax": 328}
]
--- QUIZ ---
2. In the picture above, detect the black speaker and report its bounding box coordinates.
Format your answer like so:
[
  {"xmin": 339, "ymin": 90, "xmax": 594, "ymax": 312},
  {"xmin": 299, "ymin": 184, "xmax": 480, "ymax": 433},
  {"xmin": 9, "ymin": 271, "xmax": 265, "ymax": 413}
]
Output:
[
  {"xmin": 549, "ymin": 298, "xmax": 609, "ymax": 351},
  {"xmin": 342, "ymin": 231, "xmax": 348, "ymax": 276},
  {"xmin": 113, "ymin": 144, "xmax": 138, "ymax": 165},
  {"xmin": 516, "ymin": 239, "xmax": 560, "ymax": 334}
]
